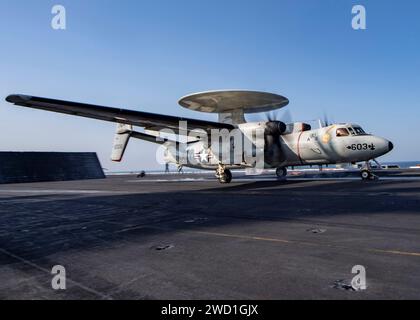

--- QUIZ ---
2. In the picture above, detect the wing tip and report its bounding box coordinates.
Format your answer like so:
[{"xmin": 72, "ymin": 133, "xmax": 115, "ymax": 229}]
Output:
[{"xmin": 5, "ymin": 94, "xmax": 32, "ymax": 104}]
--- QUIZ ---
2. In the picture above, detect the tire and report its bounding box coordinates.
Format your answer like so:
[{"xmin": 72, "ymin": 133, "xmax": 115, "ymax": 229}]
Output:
[
  {"xmin": 276, "ymin": 167, "xmax": 287, "ymax": 178},
  {"xmin": 224, "ymin": 169, "xmax": 232, "ymax": 183},
  {"xmin": 219, "ymin": 169, "xmax": 232, "ymax": 184},
  {"xmin": 360, "ymin": 170, "xmax": 371, "ymax": 180}
]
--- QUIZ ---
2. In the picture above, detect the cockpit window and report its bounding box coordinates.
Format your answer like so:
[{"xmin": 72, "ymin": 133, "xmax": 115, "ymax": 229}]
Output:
[
  {"xmin": 336, "ymin": 128, "xmax": 350, "ymax": 137},
  {"xmin": 348, "ymin": 127, "xmax": 355, "ymax": 135},
  {"xmin": 353, "ymin": 127, "xmax": 366, "ymax": 135}
]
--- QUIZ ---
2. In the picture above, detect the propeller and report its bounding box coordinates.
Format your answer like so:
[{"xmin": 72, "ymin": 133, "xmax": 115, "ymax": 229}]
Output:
[
  {"xmin": 244, "ymin": 108, "xmax": 291, "ymax": 165},
  {"xmin": 264, "ymin": 121, "xmax": 286, "ymax": 166},
  {"xmin": 263, "ymin": 110, "xmax": 289, "ymax": 166},
  {"xmin": 264, "ymin": 109, "xmax": 292, "ymax": 124}
]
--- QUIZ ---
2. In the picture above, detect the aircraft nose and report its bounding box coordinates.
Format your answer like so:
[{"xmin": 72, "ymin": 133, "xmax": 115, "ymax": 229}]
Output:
[{"xmin": 388, "ymin": 141, "xmax": 394, "ymax": 152}]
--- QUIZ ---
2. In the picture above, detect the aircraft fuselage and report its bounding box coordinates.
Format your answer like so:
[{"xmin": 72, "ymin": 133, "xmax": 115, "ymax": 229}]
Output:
[{"xmin": 163, "ymin": 122, "xmax": 393, "ymax": 170}]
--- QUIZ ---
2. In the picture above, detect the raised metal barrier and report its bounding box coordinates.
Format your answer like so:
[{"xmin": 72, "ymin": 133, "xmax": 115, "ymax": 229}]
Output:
[{"xmin": 0, "ymin": 152, "xmax": 105, "ymax": 184}]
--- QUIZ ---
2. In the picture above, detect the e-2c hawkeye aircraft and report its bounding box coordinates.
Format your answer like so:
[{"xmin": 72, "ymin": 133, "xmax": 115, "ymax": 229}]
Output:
[{"xmin": 6, "ymin": 90, "xmax": 393, "ymax": 183}]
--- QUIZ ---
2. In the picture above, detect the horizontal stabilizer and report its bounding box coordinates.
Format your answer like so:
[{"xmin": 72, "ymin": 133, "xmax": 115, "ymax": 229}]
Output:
[{"xmin": 111, "ymin": 123, "xmax": 132, "ymax": 162}]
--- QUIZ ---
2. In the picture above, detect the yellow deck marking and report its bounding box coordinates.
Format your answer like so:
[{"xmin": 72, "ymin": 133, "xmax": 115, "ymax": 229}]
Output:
[
  {"xmin": 191, "ymin": 230, "xmax": 420, "ymax": 258},
  {"xmin": 370, "ymin": 249, "xmax": 420, "ymax": 257},
  {"xmin": 194, "ymin": 231, "xmax": 291, "ymax": 244}
]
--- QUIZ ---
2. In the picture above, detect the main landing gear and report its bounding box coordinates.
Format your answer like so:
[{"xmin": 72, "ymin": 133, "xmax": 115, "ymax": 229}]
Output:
[
  {"xmin": 275, "ymin": 167, "xmax": 287, "ymax": 179},
  {"xmin": 360, "ymin": 161, "xmax": 378, "ymax": 181},
  {"xmin": 216, "ymin": 165, "xmax": 232, "ymax": 184}
]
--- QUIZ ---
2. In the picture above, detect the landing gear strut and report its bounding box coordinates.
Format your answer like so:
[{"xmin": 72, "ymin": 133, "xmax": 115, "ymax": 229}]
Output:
[
  {"xmin": 276, "ymin": 167, "xmax": 287, "ymax": 179},
  {"xmin": 216, "ymin": 165, "xmax": 232, "ymax": 184},
  {"xmin": 177, "ymin": 164, "xmax": 184, "ymax": 174},
  {"xmin": 360, "ymin": 161, "xmax": 378, "ymax": 181}
]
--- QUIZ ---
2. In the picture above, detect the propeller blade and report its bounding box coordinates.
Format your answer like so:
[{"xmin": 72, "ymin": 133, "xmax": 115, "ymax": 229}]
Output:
[
  {"xmin": 248, "ymin": 109, "xmax": 292, "ymax": 124},
  {"xmin": 280, "ymin": 109, "xmax": 292, "ymax": 124},
  {"xmin": 323, "ymin": 113, "xmax": 330, "ymax": 127},
  {"xmin": 266, "ymin": 110, "xmax": 286, "ymax": 122},
  {"xmin": 265, "ymin": 111, "xmax": 275, "ymax": 122}
]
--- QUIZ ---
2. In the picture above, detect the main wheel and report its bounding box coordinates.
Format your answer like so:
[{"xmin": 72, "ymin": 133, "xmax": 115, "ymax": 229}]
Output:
[
  {"xmin": 276, "ymin": 167, "xmax": 287, "ymax": 178},
  {"xmin": 219, "ymin": 169, "xmax": 232, "ymax": 184},
  {"xmin": 360, "ymin": 169, "xmax": 371, "ymax": 180}
]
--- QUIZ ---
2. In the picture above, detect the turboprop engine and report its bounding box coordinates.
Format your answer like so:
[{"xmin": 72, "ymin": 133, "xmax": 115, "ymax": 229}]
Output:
[{"xmin": 264, "ymin": 120, "xmax": 287, "ymax": 166}]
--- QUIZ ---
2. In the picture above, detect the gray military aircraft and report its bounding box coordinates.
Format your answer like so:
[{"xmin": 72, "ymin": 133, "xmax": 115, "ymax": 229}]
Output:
[{"xmin": 6, "ymin": 90, "xmax": 393, "ymax": 183}]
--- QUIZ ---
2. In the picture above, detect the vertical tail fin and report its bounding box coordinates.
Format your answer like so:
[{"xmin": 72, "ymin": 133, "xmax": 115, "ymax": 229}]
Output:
[{"xmin": 111, "ymin": 123, "xmax": 132, "ymax": 162}]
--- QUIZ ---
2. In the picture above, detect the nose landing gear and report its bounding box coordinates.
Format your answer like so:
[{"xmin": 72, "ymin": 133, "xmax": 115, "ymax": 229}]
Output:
[
  {"xmin": 216, "ymin": 165, "xmax": 232, "ymax": 184},
  {"xmin": 360, "ymin": 161, "xmax": 378, "ymax": 181}
]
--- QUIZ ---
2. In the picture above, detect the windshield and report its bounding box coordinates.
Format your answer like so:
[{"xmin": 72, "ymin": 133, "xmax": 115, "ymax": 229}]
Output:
[{"xmin": 353, "ymin": 127, "xmax": 367, "ymax": 135}]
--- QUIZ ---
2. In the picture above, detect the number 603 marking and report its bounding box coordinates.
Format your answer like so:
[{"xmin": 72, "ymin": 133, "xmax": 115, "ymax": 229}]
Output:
[{"xmin": 348, "ymin": 143, "xmax": 368, "ymax": 151}]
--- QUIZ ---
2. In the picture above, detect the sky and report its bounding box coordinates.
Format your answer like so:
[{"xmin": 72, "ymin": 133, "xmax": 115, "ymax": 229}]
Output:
[{"xmin": 0, "ymin": 0, "xmax": 419, "ymax": 171}]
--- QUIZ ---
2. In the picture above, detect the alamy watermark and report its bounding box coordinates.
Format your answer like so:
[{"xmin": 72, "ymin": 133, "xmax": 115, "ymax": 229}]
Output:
[
  {"xmin": 352, "ymin": 5, "xmax": 366, "ymax": 30},
  {"xmin": 351, "ymin": 265, "xmax": 367, "ymax": 291},
  {"xmin": 153, "ymin": 121, "xmax": 266, "ymax": 173},
  {"xmin": 51, "ymin": 265, "xmax": 66, "ymax": 290},
  {"xmin": 49, "ymin": 5, "xmax": 366, "ymax": 32},
  {"xmin": 51, "ymin": 5, "xmax": 66, "ymax": 30}
]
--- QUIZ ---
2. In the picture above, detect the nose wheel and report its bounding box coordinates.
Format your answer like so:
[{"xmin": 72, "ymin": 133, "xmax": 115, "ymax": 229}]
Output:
[
  {"xmin": 360, "ymin": 169, "xmax": 372, "ymax": 180},
  {"xmin": 216, "ymin": 165, "xmax": 232, "ymax": 184},
  {"xmin": 276, "ymin": 167, "xmax": 287, "ymax": 179}
]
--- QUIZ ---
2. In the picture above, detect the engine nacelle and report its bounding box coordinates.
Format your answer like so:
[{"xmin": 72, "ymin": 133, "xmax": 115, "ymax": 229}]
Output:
[
  {"xmin": 264, "ymin": 121, "xmax": 287, "ymax": 136},
  {"xmin": 264, "ymin": 121, "xmax": 287, "ymax": 166}
]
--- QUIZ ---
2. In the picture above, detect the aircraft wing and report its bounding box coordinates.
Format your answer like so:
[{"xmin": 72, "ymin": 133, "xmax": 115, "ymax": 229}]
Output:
[{"xmin": 5, "ymin": 94, "xmax": 235, "ymax": 135}]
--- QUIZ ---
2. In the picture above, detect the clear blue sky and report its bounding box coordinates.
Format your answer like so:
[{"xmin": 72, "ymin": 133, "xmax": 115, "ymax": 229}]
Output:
[{"xmin": 1, "ymin": 0, "xmax": 419, "ymax": 170}]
